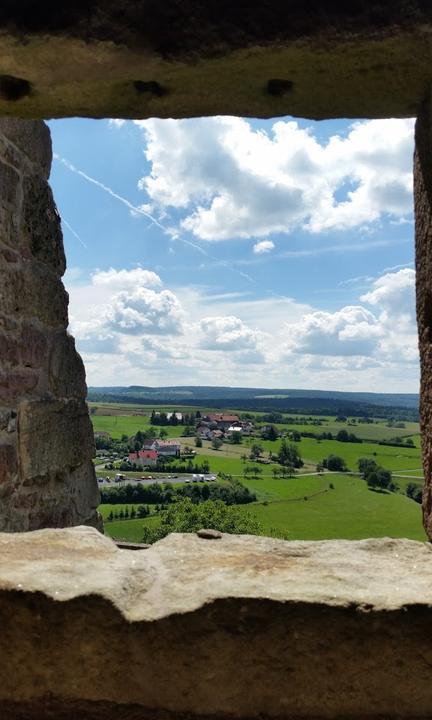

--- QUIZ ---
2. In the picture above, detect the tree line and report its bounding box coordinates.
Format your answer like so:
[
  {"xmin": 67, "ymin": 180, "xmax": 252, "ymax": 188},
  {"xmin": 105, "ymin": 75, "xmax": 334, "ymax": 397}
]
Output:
[
  {"xmin": 121, "ymin": 458, "xmax": 211, "ymax": 474},
  {"xmin": 150, "ymin": 410, "xmax": 201, "ymax": 426},
  {"xmin": 100, "ymin": 479, "xmax": 256, "ymax": 507},
  {"xmin": 106, "ymin": 505, "xmax": 151, "ymax": 521}
]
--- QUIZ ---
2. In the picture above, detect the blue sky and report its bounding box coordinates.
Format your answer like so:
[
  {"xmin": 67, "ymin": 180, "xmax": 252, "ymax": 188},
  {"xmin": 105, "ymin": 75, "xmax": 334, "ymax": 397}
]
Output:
[{"xmin": 48, "ymin": 116, "xmax": 417, "ymax": 391}]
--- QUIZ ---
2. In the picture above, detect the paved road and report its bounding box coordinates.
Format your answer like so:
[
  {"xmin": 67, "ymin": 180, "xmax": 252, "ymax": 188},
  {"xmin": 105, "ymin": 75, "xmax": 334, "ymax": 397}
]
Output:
[
  {"xmin": 392, "ymin": 472, "xmax": 424, "ymax": 479},
  {"xmin": 96, "ymin": 474, "xmax": 217, "ymax": 487}
]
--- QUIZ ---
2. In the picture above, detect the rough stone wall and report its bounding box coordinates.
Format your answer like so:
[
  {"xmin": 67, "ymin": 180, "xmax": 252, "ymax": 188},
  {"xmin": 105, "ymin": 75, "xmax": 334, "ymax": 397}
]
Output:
[
  {"xmin": 415, "ymin": 100, "xmax": 432, "ymax": 539},
  {"xmin": 0, "ymin": 118, "xmax": 100, "ymax": 531},
  {"xmin": 0, "ymin": 4, "xmax": 430, "ymax": 120},
  {"xmin": 1, "ymin": 530, "xmax": 432, "ymax": 720}
]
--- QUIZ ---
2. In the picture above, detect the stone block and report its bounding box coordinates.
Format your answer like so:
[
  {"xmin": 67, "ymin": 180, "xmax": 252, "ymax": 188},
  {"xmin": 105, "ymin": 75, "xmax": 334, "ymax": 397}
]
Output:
[
  {"xmin": 0, "ymin": 408, "xmax": 15, "ymax": 432},
  {"xmin": 0, "ymin": 369, "xmax": 39, "ymax": 404},
  {"xmin": 415, "ymin": 99, "xmax": 432, "ymax": 538},
  {"xmin": 18, "ymin": 398, "xmax": 95, "ymax": 480},
  {"xmin": 0, "ymin": 261, "xmax": 68, "ymax": 327},
  {"xmin": 0, "ymin": 330, "xmax": 18, "ymax": 366},
  {"xmin": 48, "ymin": 331, "xmax": 87, "ymax": 398},
  {"xmin": 0, "ymin": 159, "xmax": 19, "ymax": 209},
  {"xmin": 0, "ymin": 443, "xmax": 17, "ymax": 484},
  {"xmin": 0, "ymin": 312, "xmax": 17, "ymax": 333},
  {"xmin": 0, "ymin": 120, "xmax": 52, "ymax": 177},
  {"xmin": 19, "ymin": 464, "xmax": 99, "ymax": 530},
  {"xmin": 0, "ymin": 245, "xmax": 19, "ymax": 264},
  {"xmin": 22, "ymin": 174, "xmax": 66, "ymax": 274},
  {"xmin": 19, "ymin": 321, "xmax": 48, "ymax": 369},
  {"xmin": 0, "ymin": 322, "xmax": 47, "ymax": 371},
  {"xmin": 0, "ymin": 134, "xmax": 24, "ymax": 173},
  {"xmin": 67, "ymin": 460, "xmax": 101, "ymax": 525},
  {"xmin": 0, "ymin": 532, "xmax": 431, "ymax": 719},
  {"xmin": 2, "ymin": 460, "xmax": 100, "ymax": 531}
]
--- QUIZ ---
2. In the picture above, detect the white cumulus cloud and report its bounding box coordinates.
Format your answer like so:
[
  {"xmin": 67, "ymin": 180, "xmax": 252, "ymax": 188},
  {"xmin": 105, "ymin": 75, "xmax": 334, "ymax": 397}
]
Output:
[
  {"xmin": 284, "ymin": 306, "xmax": 383, "ymax": 357},
  {"xmin": 253, "ymin": 240, "xmax": 275, "ymax": 254},
  {"xmin": 71, "ymin": 268, "xmax": 184, "ymax": 354},
  {"xmin": 66, "ymin": 266, "xmax": 419, "ymax": 390},
  {"xmin": 92, "ymin": 267, "xmax": 162, "ymax": 289},
  {"xmin": 278, "ymin": 267, "xmax": 418, "ymax": 377},
  {"xmin": 361, "ymin": 267, "xmax": 415, "ymax": 323},
  {"xmin": 105, "ymin": 287, "xmax": 183, "ymax": 336},
  {"xmin": 199, "ymin": 315, "xmax": 262, "ymax": 352},
  {"xmin": 134, "ymin": 117, "xmax": 414, "ymax": 242}
]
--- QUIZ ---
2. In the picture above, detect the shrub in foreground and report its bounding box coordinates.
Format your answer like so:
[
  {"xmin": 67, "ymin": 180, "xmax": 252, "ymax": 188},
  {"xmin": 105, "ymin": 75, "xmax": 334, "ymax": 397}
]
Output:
[{"xmin": 141, "ymin": 498, "xmax": 262, "ymax": 544}]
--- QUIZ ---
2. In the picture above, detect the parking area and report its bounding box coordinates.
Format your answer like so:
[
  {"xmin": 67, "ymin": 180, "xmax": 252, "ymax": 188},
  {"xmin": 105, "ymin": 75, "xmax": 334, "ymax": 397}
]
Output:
[{"xmin": 96, "ymin": 474, "xmax": 218, "ymax": 487}]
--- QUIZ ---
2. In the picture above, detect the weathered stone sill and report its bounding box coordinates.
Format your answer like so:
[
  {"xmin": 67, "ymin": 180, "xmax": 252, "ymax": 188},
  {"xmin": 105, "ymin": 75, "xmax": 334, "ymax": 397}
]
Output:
[
  {"xmin": 1, "ymin": 528, "xmax": 432, "ymax": 719},
  {"xmin": 0, "ymin": 27, "xmax": 430, "ymax": 120}
]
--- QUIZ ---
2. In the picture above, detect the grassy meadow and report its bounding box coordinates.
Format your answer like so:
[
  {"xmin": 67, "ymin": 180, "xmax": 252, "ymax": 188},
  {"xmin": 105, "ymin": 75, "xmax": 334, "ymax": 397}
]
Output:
[
  {"xmin": 274, "ymin": 420, "xmax": 419, "ymax": 442},
  {"xmin": 186, "ymin": 436, "xmax": 422, "ymax": 475},
  {"xmin": 102, "ymin": 472, "xmax": 426, "ymax": 544},
  {"xmin": 93, "ymin": 402, "xmax": 425, "ymax": 545},
  {"xmin": 92, "ymin": 413, "xmax": 182, "ymax": 439},
  {"xmin": 243, "ymin": 473, "xmax": 425, "ymax": 541}
]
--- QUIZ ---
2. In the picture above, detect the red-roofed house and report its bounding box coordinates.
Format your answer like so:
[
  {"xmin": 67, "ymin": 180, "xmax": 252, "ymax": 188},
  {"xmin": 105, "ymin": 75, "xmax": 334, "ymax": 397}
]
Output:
[
  {"xmin": 204, "ymin": 413, "xmax": 240, "ymax": 430},
  {"xmin": 142, "ymin": 439, "xmax": 181, "ymax": 457},
  {"xmin": 128, "ymin": 450, "xmax": 158, "ymax": 467}
]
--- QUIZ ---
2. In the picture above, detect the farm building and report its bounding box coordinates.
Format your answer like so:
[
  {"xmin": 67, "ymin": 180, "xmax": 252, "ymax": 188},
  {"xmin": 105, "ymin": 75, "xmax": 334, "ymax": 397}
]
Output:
[
  {"xmin": 204, "ymin": 413, "xmax": 240, "ymax": 429},
  {"xmin": 142, "ymin": 439, "xmax": 181, "ymax": 457},
  {"xmin": 128, "ymin": 450, "xmax": 158, "ymax": 467}
]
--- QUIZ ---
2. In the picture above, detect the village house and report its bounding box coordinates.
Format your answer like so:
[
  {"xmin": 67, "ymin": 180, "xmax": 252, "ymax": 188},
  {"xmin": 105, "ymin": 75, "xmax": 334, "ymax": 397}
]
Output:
[
  {"xmin": 227, "ymin": 421, "xmax": 254, "ymax": 436},
  {"xmin": 211, "ymin": 429, "xmax": 224, "ymax": 440},
  {"xmin": 241, "ymin": 421, "xmax": 254, "ymax": 435},
  {"xmin": 196, "ymin": 424, "xmax": 213, "ymax": 440},
  {"xmin": 128, "ymin": 450, "xmax": 158, "ymax": 467},
  {"xmin": 142, "ymin": 439, "xmax": 181, "ymax": 457},
  {"xmin": 204, "ymin": 413, "xmax": 240, "ymax": 430}
]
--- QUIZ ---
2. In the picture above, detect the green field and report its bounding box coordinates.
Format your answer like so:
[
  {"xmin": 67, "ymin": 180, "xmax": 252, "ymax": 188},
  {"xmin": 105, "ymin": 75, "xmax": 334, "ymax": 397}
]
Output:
[
  {"xmin": 102, "ymin": 473, "xmax": 426, "ymax": 544},
  {"xmin": 105, "ymin": 515, "xmax": 160, "ymax": 542},
  {"xmin": 92, "ymin": 413, "xmax": 183, "ymax": 439},
  {"xmin": 257, "ymin": 436, "xmax": 421, "ymax": 471},
  {"xmin": 95, "ymin": 402, "xmax": 425, "ymax": 545},
  {"xmin": 190, "ymin": 437, "xmax": 421, "ymax": 475},
  {"xmin": 244, "ymin": 474, "xmax": 425, "ymax": 541},
  {"xmin": 273, "ymin": 419, "xmax": 420, "ymax": 442},
  {"xmin": 393, "ymin": 468, "xmax": 424, "ymax": 477},
  {"xmin": 242, "ymin": 474, "xmax": 327, "ymax": 501},
  {"xmin": 190, "ymin": 451, "xmax": 286, "ymax": 476}
]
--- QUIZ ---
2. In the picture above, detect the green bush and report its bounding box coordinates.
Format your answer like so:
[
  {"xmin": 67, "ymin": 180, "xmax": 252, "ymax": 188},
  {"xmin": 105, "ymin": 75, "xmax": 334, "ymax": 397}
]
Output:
[{"xmin": 141, "ymin": 498, "xmax": 262, "ymax": 544}]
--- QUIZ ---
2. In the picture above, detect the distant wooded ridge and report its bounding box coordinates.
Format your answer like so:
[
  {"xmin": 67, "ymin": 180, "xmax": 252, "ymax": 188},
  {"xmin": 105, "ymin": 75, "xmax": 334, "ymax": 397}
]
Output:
[{"xmin": 87, "ymin": 386, "xmax": 419, "ymax": 420}]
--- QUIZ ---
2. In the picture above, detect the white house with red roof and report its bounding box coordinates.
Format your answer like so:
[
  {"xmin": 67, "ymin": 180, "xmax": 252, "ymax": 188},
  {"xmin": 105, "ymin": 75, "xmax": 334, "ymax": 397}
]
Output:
[
  {"xmin": 142, "ymin": 439, "xmax": 181, "ymax": 457},
  {"xmin": 204, "ymin": 413, "xmax": 240, "ymax": 430},
  {"xmin": 128, "ymin": 450, "xmax": 158, "ymax": 467}
]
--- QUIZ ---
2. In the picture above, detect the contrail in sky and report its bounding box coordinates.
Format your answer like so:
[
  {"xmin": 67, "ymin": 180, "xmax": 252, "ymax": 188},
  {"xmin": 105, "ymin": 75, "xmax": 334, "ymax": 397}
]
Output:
[
  {"xmin": 54, "ymin": 153, "xmax": 167, "ymax": 233},
  {"xmin": 54, "ymin": 152, "xmax": 254, "ymax": 284},
  {"xmin": 54, "ymin": 152, "xmax": 208, "ymax": 255},
  {"xmin": 61, "ymin": 217, "xmax": 88, "ymax": 249}
]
